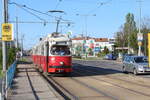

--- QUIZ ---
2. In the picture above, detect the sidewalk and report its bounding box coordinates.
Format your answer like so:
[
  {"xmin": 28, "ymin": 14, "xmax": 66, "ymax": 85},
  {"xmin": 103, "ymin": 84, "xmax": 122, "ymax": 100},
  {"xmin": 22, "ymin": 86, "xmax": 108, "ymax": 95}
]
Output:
[{"xmin": 8, "ymin": 61, "xmax": 59, "ymax": 100}]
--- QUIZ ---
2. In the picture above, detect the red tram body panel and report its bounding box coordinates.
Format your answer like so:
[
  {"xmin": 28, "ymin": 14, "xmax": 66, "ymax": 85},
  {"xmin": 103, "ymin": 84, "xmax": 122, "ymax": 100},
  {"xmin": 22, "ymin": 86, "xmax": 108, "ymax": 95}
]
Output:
[{"xmin": 32, "ymin": 33, "xmax": 72, "ymax": 74}]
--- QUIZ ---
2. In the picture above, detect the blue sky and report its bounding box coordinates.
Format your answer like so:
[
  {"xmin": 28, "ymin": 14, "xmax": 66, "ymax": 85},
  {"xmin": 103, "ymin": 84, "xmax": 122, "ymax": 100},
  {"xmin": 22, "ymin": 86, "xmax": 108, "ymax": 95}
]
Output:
[{"xmin": 0, "ymin": 0, "xmax": 150, "ymax": 50}]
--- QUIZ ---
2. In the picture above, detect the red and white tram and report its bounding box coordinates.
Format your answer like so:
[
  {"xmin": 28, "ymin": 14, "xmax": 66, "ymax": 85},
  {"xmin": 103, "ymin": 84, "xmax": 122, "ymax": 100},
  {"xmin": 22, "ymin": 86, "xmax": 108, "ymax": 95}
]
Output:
[{"xmin": 32, "ymin": 33, "xmax": 72, "ymax": 75}]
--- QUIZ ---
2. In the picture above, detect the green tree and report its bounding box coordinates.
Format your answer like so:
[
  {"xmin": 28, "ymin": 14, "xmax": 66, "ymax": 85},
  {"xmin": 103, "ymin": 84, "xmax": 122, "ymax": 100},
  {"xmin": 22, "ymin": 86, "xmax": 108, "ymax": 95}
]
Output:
[
  {"xmin": 124, "ymin": 13, "xmax": 137, "ymax": 53},
  {"xmin": 103, "ymin": 46, "xmax": 109, "ymax": 55},
  {"xmin": 75, "ymin": 43, "xmax": 82, "ymax": 56},
  {"xmin": 88, "ymin": 48, "xmax": 93, "ymax": 55},
  {"xmin": 115, "ymin": 13, "xmax": 138, "ymax": 54}
]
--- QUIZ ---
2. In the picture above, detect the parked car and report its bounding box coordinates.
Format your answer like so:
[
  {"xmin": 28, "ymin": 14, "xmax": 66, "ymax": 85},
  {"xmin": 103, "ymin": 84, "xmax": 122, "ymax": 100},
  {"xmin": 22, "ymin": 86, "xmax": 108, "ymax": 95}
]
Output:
[
  {"xmin": 122, "ymin": 54, "xmax": 135, "ymax": 61},
  {"xmin": 122, "ymin": 56, "xmax": 149, "ymax": 75},
  {"xmin": 103, "ymin": 53, "xmax": 117, "ymax": 60}
]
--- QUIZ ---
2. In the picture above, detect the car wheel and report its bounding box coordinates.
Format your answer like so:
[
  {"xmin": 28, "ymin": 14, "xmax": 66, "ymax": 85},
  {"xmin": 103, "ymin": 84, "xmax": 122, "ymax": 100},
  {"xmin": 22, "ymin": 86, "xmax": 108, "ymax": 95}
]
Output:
[
  {"xmin": 133, "ymin": 68, "xmax": 138, "ymax": 75},
  {"xmin": 122, "ymin": 66, "xmax": 128, "ymax": 73}
]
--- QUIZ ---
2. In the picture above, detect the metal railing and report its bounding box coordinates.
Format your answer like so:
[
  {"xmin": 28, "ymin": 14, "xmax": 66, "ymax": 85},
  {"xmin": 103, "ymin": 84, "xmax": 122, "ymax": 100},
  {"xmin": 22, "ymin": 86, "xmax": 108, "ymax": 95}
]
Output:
[{"xmin": 0, "ymin": 61, "xmax": 17, "ymax": 100}]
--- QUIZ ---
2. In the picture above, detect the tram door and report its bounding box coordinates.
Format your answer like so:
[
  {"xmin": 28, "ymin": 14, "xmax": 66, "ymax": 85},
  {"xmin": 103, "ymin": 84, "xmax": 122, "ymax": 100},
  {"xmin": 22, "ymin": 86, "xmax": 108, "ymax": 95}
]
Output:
[{"xmin": 44, "ymin": 41, "xmax": 49, "ymax": 73}]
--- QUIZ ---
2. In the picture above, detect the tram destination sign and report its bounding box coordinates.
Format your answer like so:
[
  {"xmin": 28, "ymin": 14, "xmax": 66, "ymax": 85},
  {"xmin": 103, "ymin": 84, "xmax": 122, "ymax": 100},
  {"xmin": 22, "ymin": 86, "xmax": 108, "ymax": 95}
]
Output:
[{"xmin": 1, "ymin": 23, "xmax": 13, "ymax": 41}]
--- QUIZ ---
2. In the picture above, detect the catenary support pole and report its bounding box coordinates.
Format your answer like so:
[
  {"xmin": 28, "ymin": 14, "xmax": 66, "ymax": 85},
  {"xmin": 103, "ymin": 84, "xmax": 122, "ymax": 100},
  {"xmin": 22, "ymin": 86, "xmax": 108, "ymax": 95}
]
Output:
[
  {"xmin": 2, "ymin": 0, "xmax": 8, "ymax": 72},
  {"xmin": 16, "ymin": 17, "xmax": 19, "ymax": 48}
]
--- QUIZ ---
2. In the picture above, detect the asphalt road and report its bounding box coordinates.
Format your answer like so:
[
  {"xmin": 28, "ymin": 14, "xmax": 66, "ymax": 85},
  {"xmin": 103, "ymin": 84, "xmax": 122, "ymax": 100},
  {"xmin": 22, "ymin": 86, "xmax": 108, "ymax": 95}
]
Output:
[
  {"xmin": 51, "ymin": 59, "xmax": 150, "ymax": 100},
  {"xmin": 73, "ymin": 59, "xmax": 150, "ymax": 78}
]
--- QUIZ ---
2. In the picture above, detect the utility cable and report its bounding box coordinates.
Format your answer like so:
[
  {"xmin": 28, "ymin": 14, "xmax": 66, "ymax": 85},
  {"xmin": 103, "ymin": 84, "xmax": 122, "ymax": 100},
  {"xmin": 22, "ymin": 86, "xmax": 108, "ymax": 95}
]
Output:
[
  {"xmin": 9, "ymin": 2, "xmax": 47, "ymax": 22},
  {"xmin": 55, "ymin": 0, "xmax": 62, "ymax": 10},
  {"xmin": 87, "ymin": 0, "xmax": 112, "ymax": 14},
  {"xmin": 9, "ymin": 2, "xmax": 68, "ymax": 22}
]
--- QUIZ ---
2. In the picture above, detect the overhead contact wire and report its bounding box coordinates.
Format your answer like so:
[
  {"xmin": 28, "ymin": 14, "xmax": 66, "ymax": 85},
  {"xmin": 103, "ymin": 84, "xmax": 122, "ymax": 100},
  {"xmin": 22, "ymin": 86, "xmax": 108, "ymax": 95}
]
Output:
[{"xmin": 9, "ymin": 2, "xmax": 46, "ymax": 22}]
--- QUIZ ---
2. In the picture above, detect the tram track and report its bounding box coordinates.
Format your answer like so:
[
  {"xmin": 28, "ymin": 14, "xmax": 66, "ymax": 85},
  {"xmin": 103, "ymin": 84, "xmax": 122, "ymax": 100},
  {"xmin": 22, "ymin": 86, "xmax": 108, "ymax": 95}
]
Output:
[
  {"xmin": 69, "ymin": 75, "xmax": 119, "ymax": 100},
  {"xmin": 36, "ymin": 67, "xmax": 120, "ymax": 100},
  {"xmin": 26, "ymin": 68, "xmax": 40, "ymax": 100},
  {"xmin": 40, "ymin": 72, "xmax": 119, "ymax": 100},
  {"xmin": 39, "ymin": 65, "xmax": 150, "ymax": 100},
  {"xmin": 39, "ymin": 72, "xmax": 79, "ymax": 100},
  {"xmin": 73, "ymin": 67, "xmax": 150, "ymax": 97},
  {"xmin": 52, "ymin": 75, "xmax": 119, "ymax": 100},
  {"xmin": 33, "ymin": 59, "xmax": 150, "ymax": 100}
]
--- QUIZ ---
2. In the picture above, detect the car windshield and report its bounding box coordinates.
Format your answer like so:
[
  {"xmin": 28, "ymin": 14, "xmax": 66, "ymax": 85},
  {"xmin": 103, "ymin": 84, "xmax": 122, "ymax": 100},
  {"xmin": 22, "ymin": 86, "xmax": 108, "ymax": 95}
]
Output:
[{"xmin": 134, "ymin": 57, "xmax": 148, "ymax": 63}]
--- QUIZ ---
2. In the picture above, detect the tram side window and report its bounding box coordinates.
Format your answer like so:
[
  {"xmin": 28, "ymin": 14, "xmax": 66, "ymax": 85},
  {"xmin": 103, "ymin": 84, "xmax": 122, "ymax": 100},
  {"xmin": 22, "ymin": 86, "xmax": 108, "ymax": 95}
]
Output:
[
  {"xmin": 51, "ymin": 46, "xmax": 70, "ymax": 55},
  {"xmin": 41, "ymin": 45, "xmax": 44, "ymax": 55}
]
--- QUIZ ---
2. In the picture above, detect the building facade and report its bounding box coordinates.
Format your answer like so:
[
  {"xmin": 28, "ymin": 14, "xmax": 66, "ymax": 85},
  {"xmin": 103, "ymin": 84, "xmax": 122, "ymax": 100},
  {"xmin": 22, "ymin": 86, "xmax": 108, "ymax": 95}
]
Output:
[{"xmin": 72, "ymin": 37, "xmax": 115, "ymax": 56}]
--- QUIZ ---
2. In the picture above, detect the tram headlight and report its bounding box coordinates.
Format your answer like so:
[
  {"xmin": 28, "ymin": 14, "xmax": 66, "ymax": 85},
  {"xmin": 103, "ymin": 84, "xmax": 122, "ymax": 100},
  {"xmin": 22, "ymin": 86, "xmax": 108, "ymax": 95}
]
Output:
[
  {"xmin": 51, "ymin": 58, "xmax": 55, "ymax": 61},
  {"xmin": 60, "ymin": 62, "xmax": 64, "ymax": 65}
]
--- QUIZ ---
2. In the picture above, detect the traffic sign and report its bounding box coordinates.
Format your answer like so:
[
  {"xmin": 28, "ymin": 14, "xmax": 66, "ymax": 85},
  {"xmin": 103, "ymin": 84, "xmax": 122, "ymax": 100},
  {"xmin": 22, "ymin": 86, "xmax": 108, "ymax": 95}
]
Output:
[
  {"xmin": 2, "ymin": 23, "xmax": 13, "ymax": 41},
  {"xmin": 138, "ymin": 41, "xmax": 142, "ymax": 46},
  {"xmin": 137, "ymin": 33, "xmax": 143, "ymax": 41}
]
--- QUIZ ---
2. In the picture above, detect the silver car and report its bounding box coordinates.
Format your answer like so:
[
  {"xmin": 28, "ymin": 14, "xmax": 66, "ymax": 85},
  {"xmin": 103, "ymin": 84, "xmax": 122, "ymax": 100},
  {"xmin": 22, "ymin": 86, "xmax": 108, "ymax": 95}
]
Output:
[{"xmin": 122, "ymin": 56, "xmax": 150, "ymax": 75}]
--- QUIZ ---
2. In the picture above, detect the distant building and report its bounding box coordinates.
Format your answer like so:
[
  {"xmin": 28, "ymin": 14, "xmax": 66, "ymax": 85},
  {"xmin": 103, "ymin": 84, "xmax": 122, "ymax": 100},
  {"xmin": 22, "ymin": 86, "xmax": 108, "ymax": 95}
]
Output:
[{"xmin": 71, "ymin": 36, "xmax": 115, "ymax": 56}]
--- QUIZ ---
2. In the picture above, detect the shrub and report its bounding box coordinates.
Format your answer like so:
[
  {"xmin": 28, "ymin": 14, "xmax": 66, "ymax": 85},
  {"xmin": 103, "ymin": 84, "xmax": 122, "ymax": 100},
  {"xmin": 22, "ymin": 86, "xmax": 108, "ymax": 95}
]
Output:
[
  {"xmin": 7, "ymin": 47, "xmax": 16, "ymax": 68},
  {"xmin": 0, "ymin": 48, "xmax": 2, "ymax": 71}
]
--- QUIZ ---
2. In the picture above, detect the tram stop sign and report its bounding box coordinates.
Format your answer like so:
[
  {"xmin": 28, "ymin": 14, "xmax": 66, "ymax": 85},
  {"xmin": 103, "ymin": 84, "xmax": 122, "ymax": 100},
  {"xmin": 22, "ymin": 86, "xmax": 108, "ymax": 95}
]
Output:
[
  {"xmin": 2, "ymin": 23, "xmax": 13, "ymax": 41},
  {"xmin": 137, "ymin": 33, "xmax": 143, "ymax": 41}
]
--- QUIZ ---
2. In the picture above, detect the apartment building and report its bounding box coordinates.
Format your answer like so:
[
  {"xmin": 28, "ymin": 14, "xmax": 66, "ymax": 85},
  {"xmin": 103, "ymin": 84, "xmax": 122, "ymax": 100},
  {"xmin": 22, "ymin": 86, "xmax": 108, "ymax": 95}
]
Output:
[{"xmin": 72, "ymin": 36, "xmax": 115, "ymax": 56}]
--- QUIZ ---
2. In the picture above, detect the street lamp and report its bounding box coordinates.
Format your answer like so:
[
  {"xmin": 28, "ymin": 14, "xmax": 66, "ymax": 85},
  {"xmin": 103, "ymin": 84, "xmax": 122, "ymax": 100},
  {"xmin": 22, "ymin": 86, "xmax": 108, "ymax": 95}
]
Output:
[
  {"xmin": 76, "ymin": 14, "xmax": 96, "ymax": 38},
  {"xmin": 76, "ymin": 14, "xmax": 96, "ymax": 58}
]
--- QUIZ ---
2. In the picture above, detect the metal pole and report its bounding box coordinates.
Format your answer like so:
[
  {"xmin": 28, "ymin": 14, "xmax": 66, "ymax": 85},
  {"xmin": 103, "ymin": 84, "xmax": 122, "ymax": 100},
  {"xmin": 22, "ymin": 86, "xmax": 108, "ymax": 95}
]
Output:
[
  {"xmin": 138, "ymin": 0, "xmax": 142, "ymax": 56},
  {"xmin": 21, "ymin": 35, "xmax": 24, "ymax": 58},
  {"xmin": 138, "ymin": 1, "xmax": 141, "ymax": 34},
  {"xmin": 56, "ymin": 19, "xmax": 60, "ymax": 34},
  {"xmin": 2, "ymin": 0, "xmax": 8, "ymax": 99},
  {"xmin": 16, "ymin": 17, "xmax": 19, "ymax": 48},
  {"xmin": 84, "ymin": 16, "xmax": 87, "ymax": 58},
  {"xmin": 128, "ymin": 29, "xmax": 130, "ymax": 54},
  {"xmin": 144, "ymin": 36, "xmax": 147, "ymax": 56},
  {"xmin": 76, "ymin": 14, "xmax": 96, "ymax": 58},
  {"xmin": 148, "ymin": 33, "xmax": 150, "ymax": 67},
  {"xmin": 2, "ymin": 0, "xmax": 8, "ymax": 72}
]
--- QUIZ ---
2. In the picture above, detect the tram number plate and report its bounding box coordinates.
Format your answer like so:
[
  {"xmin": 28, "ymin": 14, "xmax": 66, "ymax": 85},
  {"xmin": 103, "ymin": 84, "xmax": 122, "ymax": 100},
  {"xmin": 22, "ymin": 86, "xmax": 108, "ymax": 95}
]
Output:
[{"xmin": 58, "ymin": 69, "xmax": 64, "ymax": 72}]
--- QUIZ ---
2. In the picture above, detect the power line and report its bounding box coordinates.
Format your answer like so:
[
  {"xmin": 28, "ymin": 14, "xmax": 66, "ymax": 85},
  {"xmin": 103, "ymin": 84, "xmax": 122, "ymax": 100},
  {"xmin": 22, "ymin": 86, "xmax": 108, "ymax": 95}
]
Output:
[
  {"xmin": 9, "ymin": 21, "xmax": 74, "ymax": 24},
  {"xmin": 87, "ymin": 0, "xmax": 112, "ymax": 14},
  {"xmin": 55, "ymin": 0, "xmax": 62, "ymax": 10},
  {"xmin": 9, "ymin": 2, "xmax": 46, "ymax": 22},
  {"xmin": 9, "ymin": 2, "xmax": 68, "ymax": 21}
]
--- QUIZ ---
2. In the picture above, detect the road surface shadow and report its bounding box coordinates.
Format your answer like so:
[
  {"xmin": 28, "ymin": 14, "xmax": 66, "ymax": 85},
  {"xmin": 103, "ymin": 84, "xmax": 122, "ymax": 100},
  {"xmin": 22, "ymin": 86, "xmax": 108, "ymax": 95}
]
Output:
[
  {"xmin": 17, "ymin": 61, "xmax": 33, "ymax": 64},
  {"xmin": 72, "ymin": 63, "xmax": 122, "ymax": 77}
]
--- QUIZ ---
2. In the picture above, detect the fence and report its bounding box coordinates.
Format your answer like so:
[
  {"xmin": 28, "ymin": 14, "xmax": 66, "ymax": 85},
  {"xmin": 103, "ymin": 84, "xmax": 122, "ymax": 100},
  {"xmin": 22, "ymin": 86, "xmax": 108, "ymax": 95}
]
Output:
[{"xmin": 0, "ymin": 61, "xmax": 17, "ymax": 100}]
